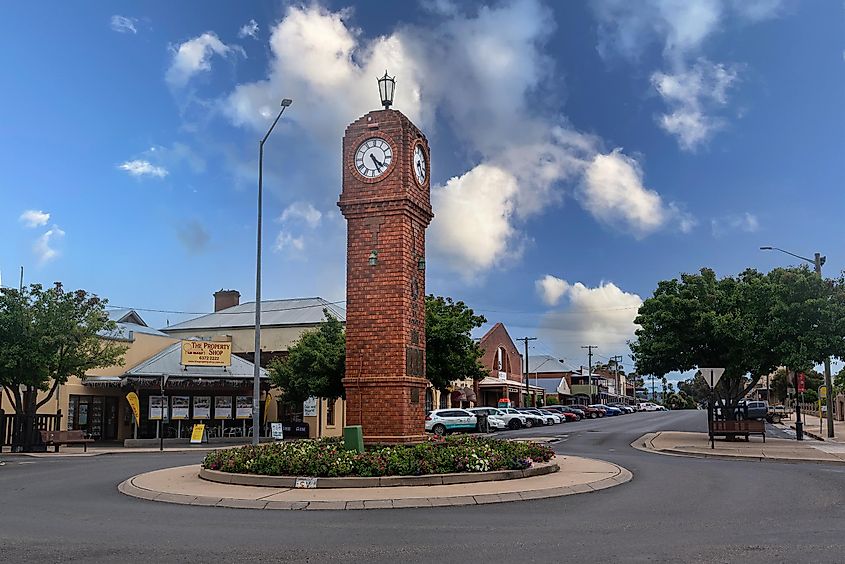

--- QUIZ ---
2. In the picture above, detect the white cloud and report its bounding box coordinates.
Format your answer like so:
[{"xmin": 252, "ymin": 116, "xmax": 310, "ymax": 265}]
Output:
[
  {"xmin": 34, "ymin": 226, "xmax": 65, "ymax": 265},
  {"xmin": 279, "ymin": 202, "xmax": 322, "ymax": 228},
  {"xmin": 428, "ymin": 164, "xmax": 521, "ymax": 280},
  {"xmin": 538, "ymin": 278, "xmax": 643, "ymax": 367},
  {"xmin": 274, "ymin": 231, "xmax": 304, "ymax": 252},
  {"xmin": 651, "ymin": 60, "xmax": 739, "ymax": 150},
  {"xmin": 238, "ymin": 19, "xmax": 259, "ymax": 39},
  {"xmin": 166, "ymin": 32, "xmax": 244, "ymax": 89},
  {"xmin": 118, "ymin": 160, "xmax": 168, "ymax": 178},
  {"xmin": 592, "ymin": 0, "xmax": 780, "ymax": 150},
  {"xmin": 110, "ymin": 15, "xmax": 137, "ymax": 34},
  {"xmin": 19, "ymin": 210, "xmax": 50, "ymax": 228},
  {"xmin": 222, "ymin": 1, "xmax": 686, "ymax": 281},
  {"xmin": 580, "ymin": 149, "xmax": 692, "ymax": 237},
  {"xmin": 536, "ymin": 275, "xmax": 571, "ymax": 306},
  {"xmin": 711, "ymin": 211, "xmax": 759, "ymax": 236}
]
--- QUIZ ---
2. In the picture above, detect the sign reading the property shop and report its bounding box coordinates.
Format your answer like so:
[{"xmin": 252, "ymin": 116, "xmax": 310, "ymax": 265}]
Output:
[
  {"xmin": 180, "ymin": 340, "xmax": 232, "ymax": 367},
  {"xmin": 193, "ymin": 396, "xmax": 211, "ymax": 419},
  {"xmin": 171, "ymin": 396, "xmax": 190, "ymax": 420},
  {"xmin": 214, "ymin": 396, "xmax": 233, "ymax": 419},
  {"xmin": 236, "ymin": 396, "xmax": 253, "ymax": 419}
]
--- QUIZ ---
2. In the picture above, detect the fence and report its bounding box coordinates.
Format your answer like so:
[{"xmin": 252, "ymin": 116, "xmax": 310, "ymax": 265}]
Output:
[{"xmin": 0, "ymin": 410, "xmax": 63, "ymax": 452}]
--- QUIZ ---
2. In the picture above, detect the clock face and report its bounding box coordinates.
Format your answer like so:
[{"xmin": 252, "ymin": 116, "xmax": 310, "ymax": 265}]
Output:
[
  {"xmin": 354, "ymin": 137, "xmax": 393, "ymax": 179},
  {"xmin": 413, "ymin": 144, "xmax": 427, "ymax": 186}
]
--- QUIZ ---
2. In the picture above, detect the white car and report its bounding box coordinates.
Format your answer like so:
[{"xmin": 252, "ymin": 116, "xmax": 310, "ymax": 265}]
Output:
[
  {"xmin": 637, "ymin": 402, "xmax": 661, "ymax": 412},
  {"xmin": 424, "ymin": 409, "xmax": 477, "ymax": 435},
  {"xmin": 469, "ymin": 407, "xmax": 526, "ymax": 430},
  {"xmin": 467, "ymin": 408, "xmax": 506, "ymax": 431},
  {"xmin": 520, "ymin": 408, "xmax": 558, "ymax": 425},
  {"xmin": 497, "ymin": 408, "xmax": 533, "ymax": 429}
]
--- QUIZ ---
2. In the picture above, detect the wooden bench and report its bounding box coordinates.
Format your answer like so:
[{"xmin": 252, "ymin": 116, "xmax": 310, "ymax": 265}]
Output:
[
  {"xmin": 709, "ymin": 420, "xmax": 766, "ymax": 443},
  {"xmin": 40, "ymin": 430, "xmax": 95, "ymax": 452}
]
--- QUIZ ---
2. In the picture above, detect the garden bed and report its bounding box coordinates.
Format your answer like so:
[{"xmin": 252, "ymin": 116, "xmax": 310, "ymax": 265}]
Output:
[{"xmin": 201, "ymin": 435, "xmax": 554, "ymax": 479}]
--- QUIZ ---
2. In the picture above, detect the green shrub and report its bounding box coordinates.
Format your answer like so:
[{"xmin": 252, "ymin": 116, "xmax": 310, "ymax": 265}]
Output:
[{"xmin": 202, "ymin": 435, "xmax": 554, "ymax": 477}]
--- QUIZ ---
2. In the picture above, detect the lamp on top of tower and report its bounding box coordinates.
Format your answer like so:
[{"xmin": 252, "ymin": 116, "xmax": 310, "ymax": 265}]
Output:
[{"xmin": 377, "ymin": 71, "xmax": 395, "ymax": 109}]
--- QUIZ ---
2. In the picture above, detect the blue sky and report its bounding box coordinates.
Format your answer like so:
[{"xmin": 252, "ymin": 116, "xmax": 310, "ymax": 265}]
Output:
[{"xmin": 2, "ymin": 1, "xmax": 843, "ymax": 382}]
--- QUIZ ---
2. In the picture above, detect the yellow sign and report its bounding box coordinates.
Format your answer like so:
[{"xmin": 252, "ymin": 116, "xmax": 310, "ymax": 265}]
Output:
[
  {"xmin": 263, "ymin": 392, "xmax": 273, "ymax": 424},
  {"xmin": 190, "ymin": 424, "xmax": 207, "ymax": 444},
  {"xmin": 180, "ymin": 340, "xmax": 232, "ymax": 367},
  {"xmin": 820, "ymin": 386, "xmax": 828, "ymax": 399},
  {"xmin": 126, "ymin": 392, "xmax": 140, "ymax": 424}
]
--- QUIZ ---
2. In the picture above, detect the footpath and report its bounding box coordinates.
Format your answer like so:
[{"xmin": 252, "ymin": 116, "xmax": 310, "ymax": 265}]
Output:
[
  {"xmin": 634, "ymin": 431, "xmax": 845, "ymax": 465},
  {"xmin": 785, "ymin": 412, "xmax": 845, "ymax": 444},
  {"xmin": 119, "ymin": 455, "xmax": 633, "ymax": 511}
]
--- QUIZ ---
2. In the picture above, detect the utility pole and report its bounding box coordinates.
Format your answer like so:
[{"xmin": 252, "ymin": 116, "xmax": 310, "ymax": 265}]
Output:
[
  {"xmin": 519, "ymin": 337, "xmax": 537, "ymax": 407},
  {"xmin": 813, "ymin": 253, "xmax": 835, "ymax": 439},
  {"xmin": 582, "ymin": 345, "xmax": 598, "ymax": 403},
  {"xmin": 611, "ymin": 355, "xmax": 623, "ymax": 403}
]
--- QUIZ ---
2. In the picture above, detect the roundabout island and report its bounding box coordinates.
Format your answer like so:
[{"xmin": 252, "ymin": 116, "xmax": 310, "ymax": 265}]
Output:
[{"xmin": 118, "ymin": 436, "xmax": 632, "ymax": 510}]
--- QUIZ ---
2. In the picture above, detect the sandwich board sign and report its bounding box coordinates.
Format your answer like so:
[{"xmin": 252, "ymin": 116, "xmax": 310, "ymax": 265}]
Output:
[{"xmin": 699, "ymin": 368, "xmax": 725, "ymax": 389}]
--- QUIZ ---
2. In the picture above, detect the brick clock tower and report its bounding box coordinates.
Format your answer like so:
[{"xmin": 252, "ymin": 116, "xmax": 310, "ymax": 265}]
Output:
[{"xmin": 338, "ymin": 75, "xmax": 433, "ymax": 444}]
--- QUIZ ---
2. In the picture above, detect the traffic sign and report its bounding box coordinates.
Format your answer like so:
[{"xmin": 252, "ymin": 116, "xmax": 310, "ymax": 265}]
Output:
[
  {"xmin": 699, "ymin": 367, "xmax": 725, "ymax": 388},
  {"xmin": 819, "ymin": 385, "xmax": 827, "ymax": 399}
]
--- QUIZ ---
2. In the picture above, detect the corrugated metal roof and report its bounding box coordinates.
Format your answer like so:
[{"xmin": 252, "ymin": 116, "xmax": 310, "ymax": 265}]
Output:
[
  {"xmin": 161, "ymin": 297, "xmax": 346, "ymax": 332},
  {"xmin": 527, "ymin": 354, "xmax": 567, "ymax": 373},
  {"xmin": 125, "ymin": 342, "xmax": 267, "ymax": 379}
]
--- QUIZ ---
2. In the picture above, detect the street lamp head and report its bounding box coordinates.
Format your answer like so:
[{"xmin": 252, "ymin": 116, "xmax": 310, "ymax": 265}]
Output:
[
  {"xmin": 377, "ymin": 71, "xmax": 395, "ymax": 109},
  {"xmin": 759, "ymin": 246, "xmax": 773, "ymax": 251},
  {"xmin": 280, "ymin": 99, "xmax": 293, "ymax": 107}
]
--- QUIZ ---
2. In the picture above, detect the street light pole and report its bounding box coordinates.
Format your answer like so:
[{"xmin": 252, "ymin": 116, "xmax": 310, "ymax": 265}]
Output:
[
  {"xmin": 253, "ymin": 99, "xmax": 292, "ymax": 446},
  {"xmin": 760, "ymin": 246, "xmax": 833, "ymax": 438}
]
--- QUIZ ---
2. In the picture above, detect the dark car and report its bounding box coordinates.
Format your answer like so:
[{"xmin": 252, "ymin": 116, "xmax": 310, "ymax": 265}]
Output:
[{"xmin": 570, "ymin": 404, "xmax": 603, "ymax": 418}]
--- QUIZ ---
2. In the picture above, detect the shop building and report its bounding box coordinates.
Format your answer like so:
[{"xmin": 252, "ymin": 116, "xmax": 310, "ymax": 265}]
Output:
[{"xmin": 161, "ymin": 291, "xmax": 347, "ymax": 438}]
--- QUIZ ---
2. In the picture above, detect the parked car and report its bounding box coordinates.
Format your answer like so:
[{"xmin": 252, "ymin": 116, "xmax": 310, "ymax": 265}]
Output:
[
  {"xmin": 571, "ymin": 404, "xmax": 603, "ymax": 418},
  {"xmin": 591, "ymin": 404, "xmax": 623, "ymax": 416},
  {"xmin": 737, "ymin": 400, "xmax": 768, "ymax": 420},
  {"xmin": 519, "ymin": 408, "xmax": 557, "ymax": 425},
  {"xmin": 559, "ymin": 406, "xmax": 586, "ymax": 420},
  {"xmin": 637, "ymin": 402, "xmax": 661, "ymax": 412},
  {"xmin": 610, "ymin": 403, "xmax": 635, "ymax": 414},
  {"xmin": 498, "ymin": 407, "xmax": 534, "ymax": 429},
  {"xmin": 424, "ymin": 409, "xmax": 477, "ymax": 435},
  {"xmin": 539, "ymin": 409, "xmax": 564, "ymax": 424},
  {"xmin": 468, "ymin": 407, "xmax": 518, "ymax": 430},
  {"xmin": 544, "ymin": 406, "xmax": 582, "ymax": 421}
]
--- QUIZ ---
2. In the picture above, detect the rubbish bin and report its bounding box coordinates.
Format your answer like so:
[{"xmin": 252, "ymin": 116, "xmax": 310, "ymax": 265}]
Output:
[{"xmin": 475, "ymin": 414, "xmax": 490, "ymax": 433}]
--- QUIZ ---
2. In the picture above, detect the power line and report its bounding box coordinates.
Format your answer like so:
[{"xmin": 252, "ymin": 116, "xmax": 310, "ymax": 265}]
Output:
[{"xmin": 105, "ymin": 299, "xmax": 347, "ymax": 316}]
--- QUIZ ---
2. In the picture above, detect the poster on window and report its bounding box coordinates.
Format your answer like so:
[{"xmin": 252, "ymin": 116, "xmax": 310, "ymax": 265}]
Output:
[
  {"xmin": 214, "ymin": 396, "xmax": 232, "ymax": 420},
  {"xmin": 193, "ymin": 396, "xmax": 211, "ymax": 420},
  {"xmin": 149, "ymin": 396, "xmax": 167, "ymax": 420},
  {"xmin": 236, "ymin": 396, "xmax": 253, "ymax": 419},
  {"xmin": 303, "ymin": 396, "xmax": 318, "ymax": 417},
  {"xmin": 171, "ymin": 396, "xmax": 190, "ymax": 420}
]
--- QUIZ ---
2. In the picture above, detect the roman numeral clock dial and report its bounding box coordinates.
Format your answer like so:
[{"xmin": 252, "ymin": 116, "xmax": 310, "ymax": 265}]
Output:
[{"xmin": 354, "ymin": 137, "xmax": 393, "ymax": 179}]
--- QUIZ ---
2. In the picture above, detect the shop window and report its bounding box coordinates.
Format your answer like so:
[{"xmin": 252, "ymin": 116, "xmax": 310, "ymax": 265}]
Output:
[
  {"xmin": 439, "ymin": 393, "xmax": 448, "ymax": 409},
  {"xmin": 326, "ymin": 399, "xmax": 335, "ymax": 426},
  {"xmin": 425, "ymin": 389, "xmax": 434, "ymax": 412}
]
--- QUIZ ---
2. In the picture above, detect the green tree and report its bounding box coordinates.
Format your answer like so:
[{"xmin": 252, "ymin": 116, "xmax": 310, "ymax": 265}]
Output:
[
  {"xmin": 425, "ymin": 295, "xmax": 488, "ymax": 391},
  {"xmin": 678, "ymin": 374, "xmax": 711, "ymax": 404},
  {"xmin": 631, "ymin": 267, "xmax": 845, "ymax": 418},
  {"xmin": 268, "ymin": 310, "xmax": 345, "ymax": 405},
  {"xmin": 0, "ymin": 283, "xmax": 127, "ymax": 449},
  {"xmin": 834, "ymin": 366, "xmax": 845, "ymax": 395}
]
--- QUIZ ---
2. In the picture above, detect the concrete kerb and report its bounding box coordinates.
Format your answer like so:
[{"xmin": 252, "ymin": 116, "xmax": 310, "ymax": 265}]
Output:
[
  {"xmin": 633, "ymin": 431, "xmax": 845, "ymax": 467},
  {"xmin": 119, "ymin": 456, "xmax": 633, "ymax": 511},
  {"xmin": 199, "ymin": 464, "xmax": 557, "ymax": 489}
]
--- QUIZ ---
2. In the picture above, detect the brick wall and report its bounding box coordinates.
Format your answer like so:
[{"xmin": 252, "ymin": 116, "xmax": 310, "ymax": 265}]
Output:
[{"xmin": 338, "ymin": 109, "xmax": 433, "ymax": 443}]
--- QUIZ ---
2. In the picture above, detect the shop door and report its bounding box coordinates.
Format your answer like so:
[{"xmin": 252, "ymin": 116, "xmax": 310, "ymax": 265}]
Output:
[{"xmin": 103, "ymin": 397, "xmax": 118, "ymax": 440}]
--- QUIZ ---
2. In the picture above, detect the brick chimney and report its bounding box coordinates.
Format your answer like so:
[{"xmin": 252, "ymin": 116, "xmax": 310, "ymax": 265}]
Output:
[{"xmin": 213, "ymin": 289, "xmax": 240, "ymax": 312}]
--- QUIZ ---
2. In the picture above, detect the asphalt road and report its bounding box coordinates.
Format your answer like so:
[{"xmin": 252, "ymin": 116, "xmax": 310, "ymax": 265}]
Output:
[{"xmin": 2, "ymin": 410, "xmax": 844, "ymax": 563}]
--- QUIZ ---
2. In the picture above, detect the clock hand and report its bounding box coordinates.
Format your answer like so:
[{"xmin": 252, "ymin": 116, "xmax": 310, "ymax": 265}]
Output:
[{"xmin": 370, "ymin": 154, "xmax": 383, "ymax": 171}]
